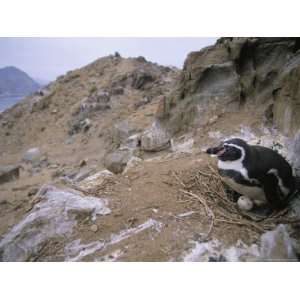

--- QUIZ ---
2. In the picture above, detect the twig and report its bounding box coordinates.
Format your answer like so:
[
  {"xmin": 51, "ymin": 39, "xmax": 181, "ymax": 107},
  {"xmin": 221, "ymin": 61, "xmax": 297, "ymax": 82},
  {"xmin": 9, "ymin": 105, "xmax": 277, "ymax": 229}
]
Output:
[
  {"xmin": 215, "ymin": 218, "xmax": 265, "ymax": 233},
  {"xmin": 197, "ymin": 170, "xmax": 219, "ymax": 179},
  {"xmin": 172, "ymin": 171, "xmax": 186, "ymax": 188},
  {"xmin": 180, "ymin": 189, "xmax": 215, "ymax": 238}
]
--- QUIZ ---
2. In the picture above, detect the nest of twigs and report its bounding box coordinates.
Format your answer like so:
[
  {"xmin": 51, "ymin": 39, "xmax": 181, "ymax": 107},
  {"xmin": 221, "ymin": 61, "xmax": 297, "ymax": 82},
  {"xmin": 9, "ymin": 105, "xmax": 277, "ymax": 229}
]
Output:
[{"xmin": 172, "ymin": 164, "xmax": 299, "ymax": 241}]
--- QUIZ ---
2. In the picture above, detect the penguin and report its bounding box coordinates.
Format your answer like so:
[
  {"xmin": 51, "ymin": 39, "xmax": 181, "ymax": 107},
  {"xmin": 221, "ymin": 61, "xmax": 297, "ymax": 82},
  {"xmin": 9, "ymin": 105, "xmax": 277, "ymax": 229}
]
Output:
[{"xmin": 206, "ymin": 138, "xmax": 296, "ymax": 214}]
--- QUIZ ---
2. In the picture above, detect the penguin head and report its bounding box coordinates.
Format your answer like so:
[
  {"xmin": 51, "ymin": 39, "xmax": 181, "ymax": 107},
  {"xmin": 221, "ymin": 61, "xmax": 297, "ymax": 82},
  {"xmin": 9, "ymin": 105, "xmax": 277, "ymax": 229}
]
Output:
[{"xmin": 206, "ymin": 138, "xmax": 249, "ymax": 161}]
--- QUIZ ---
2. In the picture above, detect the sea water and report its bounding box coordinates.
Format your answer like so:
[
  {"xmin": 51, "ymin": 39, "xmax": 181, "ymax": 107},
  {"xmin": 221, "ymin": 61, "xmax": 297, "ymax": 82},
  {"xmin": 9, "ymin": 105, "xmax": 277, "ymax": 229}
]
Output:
[{"xmin": 0, "ymin": 95, "xmax": 24, "ymax": 113}]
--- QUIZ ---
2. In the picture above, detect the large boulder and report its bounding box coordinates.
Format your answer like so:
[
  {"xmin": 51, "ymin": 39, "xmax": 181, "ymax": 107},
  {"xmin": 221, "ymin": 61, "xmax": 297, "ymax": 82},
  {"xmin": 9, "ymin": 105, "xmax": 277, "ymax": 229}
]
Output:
[
  {"xmin": 112, "ymin": 120, "xmax": 137, "ymax": 145},
  {"xmin": 0, "ymin": 185, "xmax": 111, "ymax": 261},
  {"xmin": 103, "ymin": 148, "xmax": 133, "ymax": 174},
  {"xmin": 0, "ymin": 165, "xmax": 20, "ymax": 184},
  {"xmin": 78, "ymin": 170, "xmax": 114, "ymax": 192},
  {"xmin": 141, "ymin": 122, "xmax": 171, "ymax": 152}
]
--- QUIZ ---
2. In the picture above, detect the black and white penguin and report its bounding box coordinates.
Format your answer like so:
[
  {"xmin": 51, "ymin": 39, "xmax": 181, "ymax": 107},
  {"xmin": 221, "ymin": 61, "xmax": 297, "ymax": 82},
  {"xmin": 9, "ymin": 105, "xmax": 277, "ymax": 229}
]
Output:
[{"xmin": 206, "ymin": 138, "xmax": 296, "ymax": 213}]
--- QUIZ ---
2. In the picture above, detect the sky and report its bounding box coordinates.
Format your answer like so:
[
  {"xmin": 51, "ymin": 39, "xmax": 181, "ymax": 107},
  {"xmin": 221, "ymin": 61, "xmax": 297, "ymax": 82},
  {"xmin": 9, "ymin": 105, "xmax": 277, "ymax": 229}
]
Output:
[{"xmin": 0, "ymin": 38, "xmax": 217, "ymax": 82}]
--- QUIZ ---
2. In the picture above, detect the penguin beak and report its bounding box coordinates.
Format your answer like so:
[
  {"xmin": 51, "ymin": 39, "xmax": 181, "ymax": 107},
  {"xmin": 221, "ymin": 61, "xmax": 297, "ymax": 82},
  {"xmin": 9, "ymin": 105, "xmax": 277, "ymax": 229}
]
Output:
[{"xmin": 206, "ymin": 145, "xmax": 226, "ymax": 157}]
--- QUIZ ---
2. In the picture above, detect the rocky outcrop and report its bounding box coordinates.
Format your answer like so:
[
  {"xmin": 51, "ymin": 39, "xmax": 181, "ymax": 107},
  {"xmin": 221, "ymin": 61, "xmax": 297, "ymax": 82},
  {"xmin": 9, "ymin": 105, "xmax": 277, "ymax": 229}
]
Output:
[
  {"xmin": 183, "ymin": 224, "xmax": 297, "ymax": 262},
  {"xmin": 0, "ymin": 185, "xmax": 111, "ymax": 261},
  {"xmin": 161, "ymin": 38, "xmax": 300, "ymax": 137},
  {"xmin": 131, "ymin": 69, "xmax": 155, "ymax": 90},
  {"xmin": 79, "ymin": 89, "xmax": 111, "ymax": 115},
  {"xmin": 260, "ymin": 224, "xmax": 297, "ymax": 261}
]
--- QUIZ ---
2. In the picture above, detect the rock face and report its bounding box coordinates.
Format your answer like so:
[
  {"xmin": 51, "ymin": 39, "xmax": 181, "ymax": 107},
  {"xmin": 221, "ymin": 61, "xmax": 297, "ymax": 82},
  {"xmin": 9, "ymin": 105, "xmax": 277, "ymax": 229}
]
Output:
[
  {"xmin": 131, "ymin": 69, "xmax": 155, "ymax": 90},
  {"xmin": 289, "ymin": 130, "xmax": 300, "ymax": 176},
  {"xmin": 0, "ymin": 185, "xmax": 111, "ymax": 261},
  {"xmin": 161, "ymin": 38, "xmax": 300, "ymax": 137},
  {"xmin": 0, "ymin": 165, "xmax": 20, "ymax": 184}
]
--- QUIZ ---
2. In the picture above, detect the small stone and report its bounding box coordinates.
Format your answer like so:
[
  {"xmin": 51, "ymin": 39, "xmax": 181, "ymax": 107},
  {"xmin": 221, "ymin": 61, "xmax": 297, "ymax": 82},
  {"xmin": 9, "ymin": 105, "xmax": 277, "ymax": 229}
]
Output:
[
  {"xmin": 82, "ymin": 118, "xmax": 91, "ymax": 132},
  {"xmin": 111, "ymin": 86, "xmax": 124, "ymax": 95},
  {"xmin": 51, "ymin": 169, "xmax": 64, "ymax": 179},
  {"xmin": 27, "ymin": 187, "xmax": 38, "ymax": 197},
  {"xmin": 23, "ymin": 148, "xmax": 42, "ymax": 164},
  {"xmin": 90, "ymin": 224, "xmax": 98, "ymax": 232},
  {"xmin": 25, "ymin": 203, "xmax": 34, "ymax": 212},
  {"xmin": 48, "ymin": 164, "xmax": 59, "ymax": 169},
  {"xmin": 79, "ymin": 159, "xmax": 87, "ymax": 167},
  {"xmin": 208, "ymin": 115, "xmax": 218, "ymax": 125},
  {"xmin": 0, "ymin": 165, "xmax": 20, "ymax": 185}
]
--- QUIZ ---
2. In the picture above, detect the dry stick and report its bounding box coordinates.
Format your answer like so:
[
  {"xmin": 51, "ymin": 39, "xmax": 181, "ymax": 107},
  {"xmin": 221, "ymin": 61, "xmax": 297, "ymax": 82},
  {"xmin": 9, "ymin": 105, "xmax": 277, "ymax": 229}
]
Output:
[
  {"xmin": 215, "ymin": 207, "xmax": 241, "ymax": 222},
  {"xmin": 201, "ymin": 168, "xmax": 234, "ymax": 203},
  {"xmin": 172, "ymin": 171, "xmax": 186, "ymax": 188},
  {"xmin": 180, "ymin": 189, "xmax": 215, "ymax": 238},
  {"xmin": 180, "ymin": 190, "xmax": 212, "ymax": 217},
  {"xmin": 194, "ymin": 171, "xmax": 238, "ymax": 215},
  {"xmin": 215, "ymin": 218, "xmax": 266, "ymax": 233},
  {"xmin": 267, "ymin": 207, "xmax": 290, "ymax": 221},
  {"xmin": 197, "ymin": 170, "xmax": 219, "ymax": 179},
  {"xmin": 181, "ymin": 166, "xmax": 271, "ymax": 235},
  {"xmin": 270, "ymin": 217, "xmax": 300, "ymax": 225}
]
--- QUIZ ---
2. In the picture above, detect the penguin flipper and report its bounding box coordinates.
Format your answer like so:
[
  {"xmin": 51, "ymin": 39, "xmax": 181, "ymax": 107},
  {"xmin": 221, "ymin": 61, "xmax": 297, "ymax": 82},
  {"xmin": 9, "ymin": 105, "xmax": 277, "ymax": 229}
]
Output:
[{"xmin": 261, "ymin": 174, "xmax": 285, "ymax": 211}]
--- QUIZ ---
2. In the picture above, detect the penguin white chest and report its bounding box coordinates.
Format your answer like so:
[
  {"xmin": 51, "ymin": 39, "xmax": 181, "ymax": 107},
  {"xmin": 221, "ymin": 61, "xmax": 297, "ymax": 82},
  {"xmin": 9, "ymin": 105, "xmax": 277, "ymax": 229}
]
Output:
[
  {"xmin": 218, "ymin": 159, "xmax": 266, "ymax": 203},
  {"xmin": 221, "ymin": 176, "xmax": 266, "ymax": 202}
]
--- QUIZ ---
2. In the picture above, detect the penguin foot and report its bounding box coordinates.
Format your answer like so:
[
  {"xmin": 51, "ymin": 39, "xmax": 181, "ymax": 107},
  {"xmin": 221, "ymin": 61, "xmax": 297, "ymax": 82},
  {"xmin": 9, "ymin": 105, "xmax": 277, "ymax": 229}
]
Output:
[
  {"xmin": 250, "ymin": 205, "xmax": 273, "ymax": 217},
  {"xmin": 239, "ymin": 204, "xmax": 273, "ymax": 221}
]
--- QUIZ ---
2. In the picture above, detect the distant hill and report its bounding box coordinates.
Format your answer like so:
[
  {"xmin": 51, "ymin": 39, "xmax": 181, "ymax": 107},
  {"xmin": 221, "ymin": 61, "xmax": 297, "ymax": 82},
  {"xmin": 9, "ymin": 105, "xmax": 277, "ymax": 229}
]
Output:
[{"xmin": 0, "ymin": 66, "xmax": 40, "ymax": 96}]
